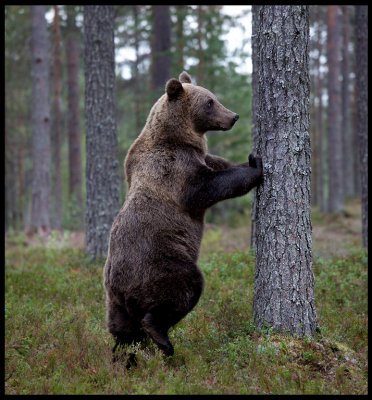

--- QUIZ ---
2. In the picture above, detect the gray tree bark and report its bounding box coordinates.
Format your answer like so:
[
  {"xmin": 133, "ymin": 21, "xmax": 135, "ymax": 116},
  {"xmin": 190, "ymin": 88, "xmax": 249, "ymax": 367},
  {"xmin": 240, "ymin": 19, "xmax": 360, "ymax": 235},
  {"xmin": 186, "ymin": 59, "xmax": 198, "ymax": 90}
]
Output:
[
  {"xmin": 315, "ymin": 9, "xmax": 325, "ymax": 212},
  {"xmin": 176, "ymin": 5, "xmax": 187, "ymax": 71},
  {"xmin": 310, "ymin": 74, "xmax": 318, "ymax": 207},
  {"xmin": 132, "ymin": 5, "xmax": 142, "ymax": 134},
  {"xmin": 250, "ymin": 5, "xmax": 259, "ymax": 250},
  {"xmin": 30, "ymin": 5, "xmax": 51, "ymax": 233},
  {"xmin": 327, "ymin": 6, "xmax": 344, "ymax": 213},
  {"xmin": 355, "ymin": 6, "xmax": 368, "ymax": 249},
  {"xmin": 196, "ymin": 6, "xmax": 204, "ymax": 85},
  {"xmin": 84, "ymin": 6, "xmax": 120, "ymax": 259},
  {"xmin": 66, "ymin": 6, "xmax": 83, "ymax": 216},
  {"xmin": 151, "ymin": 6, "xmax": 171, "ymax": 93},
  {"xmin": 252, "ymin": 6, "xmax": 317, "ymax": 336},
  {"xmin": 52, "ymin": 5, "xmax": 62, "ymax": 229},
  {"xmin": 341, "ymin": 6, "xmax": 354, "ymax": 199},
  {"xmin": 352, "ymin": 78, "xmax": 361, "ymax": 197}
]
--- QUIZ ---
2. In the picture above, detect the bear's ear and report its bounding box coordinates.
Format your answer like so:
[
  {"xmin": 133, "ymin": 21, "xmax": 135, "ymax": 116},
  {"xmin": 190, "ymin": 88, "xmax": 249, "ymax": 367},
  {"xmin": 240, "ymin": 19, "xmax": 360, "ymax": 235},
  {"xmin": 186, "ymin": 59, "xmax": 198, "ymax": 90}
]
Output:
[
  {"xmin": 179, "ymin": 71, "xmax": 192, "ymax": 84},
  {"xmin": 165, "ymin": 78, "xmax": 184, "ymax": 101}
]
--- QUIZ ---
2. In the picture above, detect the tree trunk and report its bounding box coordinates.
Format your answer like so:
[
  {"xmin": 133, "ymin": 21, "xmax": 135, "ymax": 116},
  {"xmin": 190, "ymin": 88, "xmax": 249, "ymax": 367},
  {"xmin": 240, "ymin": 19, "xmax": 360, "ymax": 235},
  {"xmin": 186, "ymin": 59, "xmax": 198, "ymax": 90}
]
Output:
[
  {"xmin": 327, "ymin": 6, "xmax": 343, "ymax": 213},
  {"xmin": 151, "ymin": 6, "xmax": 171, "ymax": 93},
  {"xmin": 52, "ymin": 5, "xmax": 63, "ymax": 229},
  {"xmin": 176, "ymin": 5, "xmax": 186, "ymax": 71},
  {"xmin": 196, "ymin": 6, "xmax": 204, "ymax": 84},
  {"xmin": 342, "ymin": 6, "xmax": 354, "ymax": 199},
  {"xmin": 352, "ymin": 76, "xmax": 361, "ymax": 197},
  {"xmin": 250, "ymin": 5, "xmax": 259, "ymax": 250},
  {"xmin": 133, "ymin": 5, "xmax": 141, "ymax": 134},
  {"xmin": 30, "ymin": 5, "xmax": 51, "ymax": 234},
  {"xmin": 350, "ymin": 6, "xmax": 361, "ymax": 199},
  {"xmin": 253, "ymin": 6, "xmax": 317, "ymax": 336},
  {"xmin": 355, "ymin": 6, "xmax": 368, "ymax": 249},
  {"xmin": 310, "ymin": 74, "xmax": 318, "ymax": 207},
  {"xmin": 66, "ymin": 6, "xmax": 83, "ymax": 216},
  {"xmin": 315, "ymin": 9, "xmax": 325, "ymax": 212},
  {"xmin": 5, "ymin": 129, "xmax": 14, "ymax": 232},
  {"xmin": 17, "ymin": 145, "xmax": 25, "ymax": 230},
  {"xmin": 84, "ymin": 5, "xmax": 120, "ymax": 259}
]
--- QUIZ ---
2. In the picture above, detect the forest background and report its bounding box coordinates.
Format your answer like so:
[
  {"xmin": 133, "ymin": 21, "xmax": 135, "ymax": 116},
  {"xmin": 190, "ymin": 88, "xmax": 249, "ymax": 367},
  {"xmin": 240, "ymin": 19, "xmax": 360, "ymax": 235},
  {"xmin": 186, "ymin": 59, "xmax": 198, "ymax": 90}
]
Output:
[
  {"xmin": 5, "ymin": 5, "xmax": 367, "ymax": 395},
  {"xmin": 5, "ymin": 5, "xmax": 365, "ymax": 234}
]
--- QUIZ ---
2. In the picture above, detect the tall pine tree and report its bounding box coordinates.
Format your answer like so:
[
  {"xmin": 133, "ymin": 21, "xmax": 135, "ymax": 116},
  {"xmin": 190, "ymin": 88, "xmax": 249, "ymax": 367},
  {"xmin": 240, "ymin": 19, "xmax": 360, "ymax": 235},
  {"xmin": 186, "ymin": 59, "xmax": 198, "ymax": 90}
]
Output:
[
  {"xmin": 84, "ymin": 6, "xmax": 120, "ymax": 259},
  {"xmin": 30, "ymin": 5, "xmax": 51, "ymax": 234},
  {"xmin": 252, "ymin": 6, "xmax": 317, "ymax": 336}
]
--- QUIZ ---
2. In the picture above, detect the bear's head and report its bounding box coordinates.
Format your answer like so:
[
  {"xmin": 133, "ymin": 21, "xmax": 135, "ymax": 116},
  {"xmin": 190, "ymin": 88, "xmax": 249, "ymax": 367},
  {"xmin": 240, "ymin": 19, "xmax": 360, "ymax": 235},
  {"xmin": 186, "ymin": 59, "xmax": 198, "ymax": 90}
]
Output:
[{"xmin": 164, "ymin": 72, "xmax": 239, "ymax": 134}]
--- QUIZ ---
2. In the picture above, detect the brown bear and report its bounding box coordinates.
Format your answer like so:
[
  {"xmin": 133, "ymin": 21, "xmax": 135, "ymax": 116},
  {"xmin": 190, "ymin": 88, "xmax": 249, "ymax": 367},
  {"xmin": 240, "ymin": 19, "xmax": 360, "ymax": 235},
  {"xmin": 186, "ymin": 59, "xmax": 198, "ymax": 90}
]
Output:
[{"xmin": 104, "ymin": 71, "xmax": 263, "ymax": 360}]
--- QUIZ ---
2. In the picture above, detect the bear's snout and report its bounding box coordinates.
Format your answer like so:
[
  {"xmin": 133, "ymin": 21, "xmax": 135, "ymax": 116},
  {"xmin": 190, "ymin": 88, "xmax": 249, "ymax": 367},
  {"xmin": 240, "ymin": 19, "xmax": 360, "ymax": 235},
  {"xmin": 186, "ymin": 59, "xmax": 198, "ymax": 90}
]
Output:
[{"xmin": 230, "ymin": 113, "xmax": 239, "ymax": 128}]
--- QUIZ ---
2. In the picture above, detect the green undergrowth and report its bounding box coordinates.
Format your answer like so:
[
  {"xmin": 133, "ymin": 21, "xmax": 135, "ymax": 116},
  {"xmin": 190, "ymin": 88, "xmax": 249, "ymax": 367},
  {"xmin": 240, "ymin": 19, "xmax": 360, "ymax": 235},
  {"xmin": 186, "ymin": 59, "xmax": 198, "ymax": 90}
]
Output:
[{"xmin": 5, "ymin": 243, "xmax": 367, "ymax": 394}]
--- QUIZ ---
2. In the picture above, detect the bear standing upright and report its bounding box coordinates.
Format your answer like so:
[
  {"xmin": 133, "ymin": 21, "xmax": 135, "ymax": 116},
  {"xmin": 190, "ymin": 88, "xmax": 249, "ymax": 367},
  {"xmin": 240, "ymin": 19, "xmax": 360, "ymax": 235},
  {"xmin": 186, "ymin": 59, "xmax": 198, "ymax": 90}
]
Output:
[{"xmin": 104, "ymin": 71, "xmax": 263, "ymax": 358}]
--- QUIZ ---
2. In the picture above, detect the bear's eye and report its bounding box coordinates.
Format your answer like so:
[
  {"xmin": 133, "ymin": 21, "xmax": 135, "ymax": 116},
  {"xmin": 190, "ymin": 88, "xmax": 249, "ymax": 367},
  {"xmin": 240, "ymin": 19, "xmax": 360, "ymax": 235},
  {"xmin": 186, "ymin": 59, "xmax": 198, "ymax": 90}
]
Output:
[{"xmin": 207, "ymin": 99, "xmax": 214, "ymax": 108}]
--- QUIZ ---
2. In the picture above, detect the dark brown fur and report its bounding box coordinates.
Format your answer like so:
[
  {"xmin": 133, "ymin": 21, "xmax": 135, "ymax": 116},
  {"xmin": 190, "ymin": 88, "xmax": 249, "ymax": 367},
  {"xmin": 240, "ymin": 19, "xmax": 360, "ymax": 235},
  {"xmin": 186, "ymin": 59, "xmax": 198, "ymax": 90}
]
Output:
[{"xmin": 104, "ymin": 72, "xmax": 263, "ymax": 359}]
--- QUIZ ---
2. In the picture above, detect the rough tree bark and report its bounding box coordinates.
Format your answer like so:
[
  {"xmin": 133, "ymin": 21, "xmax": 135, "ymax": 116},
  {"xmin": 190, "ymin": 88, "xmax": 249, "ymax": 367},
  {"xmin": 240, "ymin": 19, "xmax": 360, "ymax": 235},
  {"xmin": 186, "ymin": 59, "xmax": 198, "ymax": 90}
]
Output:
[
  {"xmin": 5, "ymin": 129, "xmax": 15, "ymax": 232},
  {"xmin": 250, "ymin": 5, "xmax": 259, "ymax": 250},
  {"xmin": 52, "ymin": 5, "xmax": 62, "ymax": 229},
  {"xmin": 355, "ymin": 6, "xmax": 368, "ymax": 249},
  {"xmin": 132, "ymin": 5, "xmax": 141, "ymax": 134},
  {"xmin": 315, "ymin": 8, "xmax": 325, "ymax": 212},
  {"xmin": 66, "ymin": 6, "xmax": 83, "ymax": 214},
  {"xmin": 253, "ymin": 6, "xmax": 317, "ymax": 336},
  {"xmin": 342, "ymin": 6, "xmax": 354, "ymax": 199},
  {"xmin": 84, "ymin": 6, "xmax": 120, "ymax": 259},
  {"xmin": 352, "ymin": 74, "xmax": 361, "ymax": 197},
  {"xmin": 176, "ymin": 5, "xmax": 186, "ymax": 71},
  {"xmin": 327, "ymin": 6, "xmax": 343, "ymax": 213},
  {"xmin": 30, "ymin": 5, "xmax": 51, "ymax": 233},
  {"xmin": 196, "ymin": 6, "xmax": 204, "ymax": 85},
  {"xmin": 151, "ymin": 6, "xmax": 171, "ymax": 92},
  {"xmin": 310, "ymin": 86, "xmax": 317, "ymax": 208}
]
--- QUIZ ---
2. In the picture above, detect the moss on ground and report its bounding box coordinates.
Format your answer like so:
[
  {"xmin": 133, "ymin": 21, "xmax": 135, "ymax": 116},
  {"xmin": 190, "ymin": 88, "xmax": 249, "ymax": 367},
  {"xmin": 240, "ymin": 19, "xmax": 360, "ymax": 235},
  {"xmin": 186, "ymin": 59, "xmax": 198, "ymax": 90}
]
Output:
[{"xmin": 5, "ymin": 240, "xmax": 367, "ymax": 394}]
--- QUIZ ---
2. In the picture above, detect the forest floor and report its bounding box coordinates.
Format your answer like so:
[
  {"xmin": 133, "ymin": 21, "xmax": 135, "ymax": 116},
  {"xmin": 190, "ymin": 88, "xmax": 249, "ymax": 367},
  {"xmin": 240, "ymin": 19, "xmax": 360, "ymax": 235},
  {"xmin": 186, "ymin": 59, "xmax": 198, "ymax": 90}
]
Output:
[
  {"xmin": 21, "ymin": 198, "xmax": 362, "ymax": 258},
  {"xmin": 200, "ymin": 197, "xmax": 363, "ymax": 258},
  {"xmin": 5, "ymin": 199, "xmax": 367, "ymax": 394}
]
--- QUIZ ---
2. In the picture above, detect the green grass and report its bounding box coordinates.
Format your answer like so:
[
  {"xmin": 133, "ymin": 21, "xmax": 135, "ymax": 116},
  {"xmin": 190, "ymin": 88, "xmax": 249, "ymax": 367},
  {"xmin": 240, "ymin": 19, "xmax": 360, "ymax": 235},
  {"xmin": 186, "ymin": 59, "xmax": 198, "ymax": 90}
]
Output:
[{"xmin": 5, "ymin": 242, "xmax": 367, "ymax": 394}]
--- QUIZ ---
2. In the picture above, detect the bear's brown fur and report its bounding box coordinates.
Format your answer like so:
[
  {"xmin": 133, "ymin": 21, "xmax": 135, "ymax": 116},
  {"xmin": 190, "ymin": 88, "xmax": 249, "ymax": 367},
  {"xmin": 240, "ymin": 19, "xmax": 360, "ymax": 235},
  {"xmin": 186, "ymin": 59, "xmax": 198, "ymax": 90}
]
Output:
[{"xmin": 104, "ymin": 72, "xmax": 262, "ymax": 359}]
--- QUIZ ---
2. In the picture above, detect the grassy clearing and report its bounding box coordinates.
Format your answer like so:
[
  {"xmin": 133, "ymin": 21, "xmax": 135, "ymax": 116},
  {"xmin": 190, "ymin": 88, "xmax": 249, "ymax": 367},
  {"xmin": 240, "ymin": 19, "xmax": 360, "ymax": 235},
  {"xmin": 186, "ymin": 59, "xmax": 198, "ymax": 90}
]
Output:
[{"xmin": 5, "ymin": 237, "xmax": 367, "ymax": 394}]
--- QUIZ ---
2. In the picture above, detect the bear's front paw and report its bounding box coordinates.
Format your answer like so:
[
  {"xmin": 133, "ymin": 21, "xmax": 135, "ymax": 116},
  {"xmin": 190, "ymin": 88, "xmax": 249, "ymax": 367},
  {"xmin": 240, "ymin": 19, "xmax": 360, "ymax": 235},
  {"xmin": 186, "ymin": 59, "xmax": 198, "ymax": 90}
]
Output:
[
  {"xmin": 249, "ymin": 153, "xmax": 263, "ymax": 170},
  {"xmin": 248, "ymin": 153, "xmax": 257, "ymax": 168},
  {"xmin": 254, "ymin": 156, "xmax": 263, "ymax": 170}
]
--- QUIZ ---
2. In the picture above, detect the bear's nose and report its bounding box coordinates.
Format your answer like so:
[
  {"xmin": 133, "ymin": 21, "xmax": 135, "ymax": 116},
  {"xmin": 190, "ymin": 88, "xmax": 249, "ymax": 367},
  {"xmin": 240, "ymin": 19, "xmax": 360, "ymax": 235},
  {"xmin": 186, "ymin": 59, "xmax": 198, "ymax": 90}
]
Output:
[{"xmin": 233, "ymin": 114, "xmax": 239, "ymax": 122}]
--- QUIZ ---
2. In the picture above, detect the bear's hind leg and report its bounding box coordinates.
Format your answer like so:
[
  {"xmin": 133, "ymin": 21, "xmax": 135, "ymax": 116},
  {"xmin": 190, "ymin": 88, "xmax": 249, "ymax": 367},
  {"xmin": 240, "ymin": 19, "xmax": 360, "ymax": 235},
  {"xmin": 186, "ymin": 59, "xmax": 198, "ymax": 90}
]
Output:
[
  {"xmin": 140, "ymin": 265, "xmax": 203, "ymax": 357},
  {"xmin": 141, "ymin": 311, "xmax": 174, "ymax": 356},
  {"xmin": 107, "ymin": 300, "xmax": 145, "ymax": 366}
]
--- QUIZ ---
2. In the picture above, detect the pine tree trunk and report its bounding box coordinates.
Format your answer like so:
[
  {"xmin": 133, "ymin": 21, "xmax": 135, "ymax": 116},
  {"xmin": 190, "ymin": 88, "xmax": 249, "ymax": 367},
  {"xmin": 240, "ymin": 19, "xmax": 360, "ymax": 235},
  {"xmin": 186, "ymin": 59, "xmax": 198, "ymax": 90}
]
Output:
[
  {"xmin": 355, "ymin": 6, "xmax": 368, "ymax": 249},
  {"xmin": 5, "ymin": 129, "xmax": 14, "ymax": 232},
  {"xmin": 133, "ymin": 5, "xmax": 141, "ymax": 134},
  {"xmin": 342, "ymin": 6, "xmax": 354, "ymax": 199},
  {"xmin": 315, "ymin": 10, "xmax": 325, "ymax": 212},
  {"xmin": 52, "ymin": 5, "xmax": 63, "ymax": 229},
  {"xmin": 253, "ymin": 6, "xmax": 317, "ymax": 336},
  {"xmin": 327, "ymin": 6, "xmax": 343, "ymax": 213},
  {"xmin": 250, "ymin": 5, "xmax": 259, "ymax": 250},
  {"xmin": 352, "ymin": 78, "xmax": 361, "ymax": 196},
  {"xmin": 310, "ymin": 74, "xmax": 318, "ymax": 207},
  {"xmin": 17, "ymin": 145, "xmax": 25, "ymax": 230},
  {"xmin": 196, "ymin": 6, "xmax": 204, "ymax": 84},
  {"xmin": 66, "ymin": 6, "xmax": 83, "ymax": 216},
  {"xmin": 30, "ymin": 5, "xmax": 51, "ymax": 233},
  {"xmin": 84, "ymin": 5, "xmax": 120, "ymax": 259},
  {"xmin": 151, "ymin": 6, "xmax": 171, "ymax": 93},
  {"xmin": 176, "ymin": 5, "xmax": 186, "ymax": 71}
]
